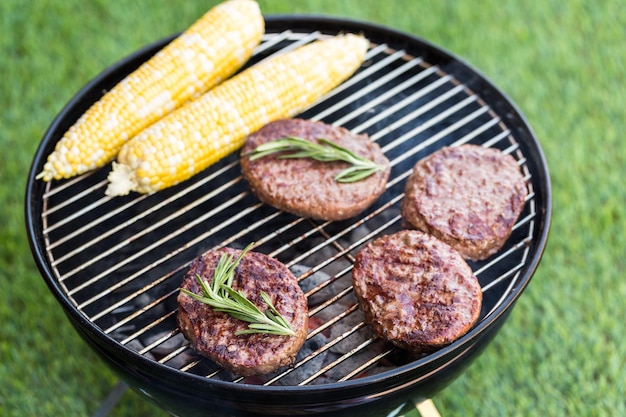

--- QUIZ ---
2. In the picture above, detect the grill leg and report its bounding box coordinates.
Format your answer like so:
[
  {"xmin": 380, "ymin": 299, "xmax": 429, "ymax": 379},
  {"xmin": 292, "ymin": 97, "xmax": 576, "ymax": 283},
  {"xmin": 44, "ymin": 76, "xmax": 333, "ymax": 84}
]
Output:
[
  {"xmin": 415, "ymin": 399, "xmax": 441, "ymax": 417},
  {"xmin": 91, "ymin": 381, "xmax": 128, "ymax": 417}
]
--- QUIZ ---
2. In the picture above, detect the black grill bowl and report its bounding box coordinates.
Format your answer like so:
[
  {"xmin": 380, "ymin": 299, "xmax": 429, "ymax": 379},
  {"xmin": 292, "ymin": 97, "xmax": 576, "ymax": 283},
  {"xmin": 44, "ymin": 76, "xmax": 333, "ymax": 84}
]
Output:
[{"xmin": 26, "ymin": 16, "xmax": 551, "ymax": 416}]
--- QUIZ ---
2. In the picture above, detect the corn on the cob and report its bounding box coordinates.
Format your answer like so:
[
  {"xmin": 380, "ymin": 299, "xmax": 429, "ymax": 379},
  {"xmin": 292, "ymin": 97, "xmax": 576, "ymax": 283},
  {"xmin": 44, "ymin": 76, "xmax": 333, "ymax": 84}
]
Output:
[
  {"xmin": 38, "ymin": 0, "xmax": 264, "ymax": 182},
  {"xmin": 105, "ymin": 34, "xmax": 369, "ymax": 196}
]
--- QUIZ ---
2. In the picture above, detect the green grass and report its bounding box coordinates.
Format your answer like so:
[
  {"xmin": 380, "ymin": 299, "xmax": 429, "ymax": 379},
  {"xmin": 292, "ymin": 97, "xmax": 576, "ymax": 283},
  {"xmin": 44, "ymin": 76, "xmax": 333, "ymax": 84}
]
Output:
[{"xmin": 1, "ymin": 0, "xmax": 624, "ymax": 416}]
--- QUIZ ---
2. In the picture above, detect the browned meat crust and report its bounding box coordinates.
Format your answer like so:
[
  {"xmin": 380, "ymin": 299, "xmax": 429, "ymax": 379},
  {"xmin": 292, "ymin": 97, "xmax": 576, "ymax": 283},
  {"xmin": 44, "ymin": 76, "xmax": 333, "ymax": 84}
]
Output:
[
  {"xmin": 352, "ymin": 230, "xmax": 482, "ymax": 353},
  {"xmin": 401, "ymin": 145, "xmax": 528, "ymax": 261},
  {"xmin": 177, "ymin": 247, "xmax": 308, "ymax": 376},
  {"xmin": 240, "ymin": 118, "xmax": 390, "ymax": 221}
]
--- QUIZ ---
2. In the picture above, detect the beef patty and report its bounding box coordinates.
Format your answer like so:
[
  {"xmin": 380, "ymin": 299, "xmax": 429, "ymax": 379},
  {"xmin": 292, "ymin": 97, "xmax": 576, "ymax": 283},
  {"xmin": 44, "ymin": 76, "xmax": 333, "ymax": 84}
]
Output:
[
  {"xmin": 401, "ymin": 145, "xmax": 528, "ymax": 261},
  {"xmin": 240, "ymin": 118, "xmax": 390, "ymax": 221},
  {"xmin": 177, "ymin": 247, "xmax": 308, "ymax": 376},
  {"xmin": 352, "ymin": 230, "xmax": 482, "ymax": 353}
]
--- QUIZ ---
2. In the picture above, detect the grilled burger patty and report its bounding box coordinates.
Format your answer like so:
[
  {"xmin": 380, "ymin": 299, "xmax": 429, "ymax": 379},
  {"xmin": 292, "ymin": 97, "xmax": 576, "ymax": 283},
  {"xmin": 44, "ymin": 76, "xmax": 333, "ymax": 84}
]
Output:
[
  {"xmin": 352, "ymin": 230, "xmax": 482, "ymax": 353},
  {"xmin": 401, "ymin": 145, "xmax": 528, "ymax": 261},
  {"xmin": 240, "ymin": 118, "xmax": 390, "ymax": 221},
  {"xmin": 177, "ymin": 247, "xmax": 308, "ymax": 376}
]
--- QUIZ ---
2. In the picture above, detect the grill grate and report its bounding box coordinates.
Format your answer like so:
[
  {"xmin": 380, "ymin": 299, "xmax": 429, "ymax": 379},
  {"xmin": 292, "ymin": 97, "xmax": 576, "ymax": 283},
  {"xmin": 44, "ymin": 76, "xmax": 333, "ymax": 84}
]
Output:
[{"xmin": 40, "ymin": 29, "xmax": 537, "ymax": 387}]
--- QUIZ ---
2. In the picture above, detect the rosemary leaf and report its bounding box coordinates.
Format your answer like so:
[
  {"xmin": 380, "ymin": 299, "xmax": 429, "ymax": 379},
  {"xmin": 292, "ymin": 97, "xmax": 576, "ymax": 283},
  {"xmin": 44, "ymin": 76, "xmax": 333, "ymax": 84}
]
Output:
[
  {"xmin": 247, "ymin": 136, "xmax": 386, "ymax": 183},
  {"xmin": 180, "ymin": 243, "xmax": 295, "ymax": 337}
]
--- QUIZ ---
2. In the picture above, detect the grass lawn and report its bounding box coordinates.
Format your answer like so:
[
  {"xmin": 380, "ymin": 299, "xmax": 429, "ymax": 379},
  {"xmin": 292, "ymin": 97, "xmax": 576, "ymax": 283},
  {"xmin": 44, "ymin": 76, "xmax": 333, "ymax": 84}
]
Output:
[{"xmin": 1, "ymin": 0, "xmax": 624, "ymax": 416}]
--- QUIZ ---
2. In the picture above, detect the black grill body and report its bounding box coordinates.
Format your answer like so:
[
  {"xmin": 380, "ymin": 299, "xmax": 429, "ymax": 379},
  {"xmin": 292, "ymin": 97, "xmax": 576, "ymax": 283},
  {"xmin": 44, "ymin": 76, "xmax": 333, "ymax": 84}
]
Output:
[{"xmin": 26, "ymin": 16, "xmax": 551, "ymax": 416}]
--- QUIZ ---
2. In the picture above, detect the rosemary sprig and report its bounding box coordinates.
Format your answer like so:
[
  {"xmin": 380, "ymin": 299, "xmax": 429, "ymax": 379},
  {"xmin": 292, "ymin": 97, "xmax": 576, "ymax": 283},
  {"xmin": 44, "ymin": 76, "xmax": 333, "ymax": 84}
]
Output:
[
  {"xmin": 247, "ymin": 136, "xmax": 386, "ymax": 183},
  {"xmin": 180, "ymin": 244, "xmax": 295, "ymax": 336}
]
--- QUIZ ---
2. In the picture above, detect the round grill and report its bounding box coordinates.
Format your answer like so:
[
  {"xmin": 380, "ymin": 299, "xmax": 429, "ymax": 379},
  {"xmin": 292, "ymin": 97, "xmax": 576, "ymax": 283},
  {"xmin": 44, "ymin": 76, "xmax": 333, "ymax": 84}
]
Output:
[{"xmin": 26, "ymin": 16, "xmax": 551, "ymax": 416}]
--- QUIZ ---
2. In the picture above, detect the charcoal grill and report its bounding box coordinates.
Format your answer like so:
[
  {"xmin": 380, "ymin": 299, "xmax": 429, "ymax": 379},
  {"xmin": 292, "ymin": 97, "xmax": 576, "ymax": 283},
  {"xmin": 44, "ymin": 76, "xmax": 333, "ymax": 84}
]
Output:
[{"xmin": 25, "ymin": 16, "xmax": 551, "ymax": 417}]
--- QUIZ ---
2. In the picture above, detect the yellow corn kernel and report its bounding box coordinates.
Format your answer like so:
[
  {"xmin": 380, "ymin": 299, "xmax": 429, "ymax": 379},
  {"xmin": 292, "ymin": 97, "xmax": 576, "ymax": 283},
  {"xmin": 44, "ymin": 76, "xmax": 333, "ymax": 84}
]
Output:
[
  {"xmin": 105, "ymin": 34, "xmax": 369, "ymax": 196},
  {"xmin": 38, "ymin": 0, "xmax": 264, "ymax": 182}
]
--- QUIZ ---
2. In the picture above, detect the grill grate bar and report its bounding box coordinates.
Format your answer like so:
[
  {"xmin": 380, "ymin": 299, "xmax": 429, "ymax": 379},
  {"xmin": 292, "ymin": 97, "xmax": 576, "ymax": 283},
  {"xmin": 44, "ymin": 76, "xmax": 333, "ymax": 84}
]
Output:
[
  {"xmin": 109, "ymin": 288, "xmax": 178, "ymax": 336},
  {"xmin": 350, "ymin": 73, "xmax": 453, "ymax": 135},
  {"xmin": 264, "ymin": 319, "xmax": 368, "ymax": 385},
  {"xmin": 256, "ymin": 30, "xmax": 296, "ymax": 54},
  {"xmin": 482, "ymin": 253, "xmax": 527, "ymax": 295},
  {"xmin": 263, "ymin": 30, "xmax": 321, "ymax": 55},
  {"xmin": 338, "ymin": 347, "xmax": 396, "ymax": 382},
  {"xmin": 180, "ymin": 359, "xmax": 202, "ymax": 373},
  {"xmin": 308, "ymin": 290, "xmax": 359, "ymax": 331},
  {"xmin": 309, "ymin": 44, "xmax": 407, "ymax": 116},
  {"xmin": 482, "ymin": 128, "xmax": 512, "ymax": 148},
  {"xmin": 42, "ymin": 169, "xmax": 96, "ymax": 198},
  {"xmin": 47, "ymin": 193, "xmax": 145, "ymax": 253},
  {"xmin": 312, "ymin": 54, "xmax": 425, "ymax": 122},
  {"xmin": 383, "ymin": 95, "xmax": 481, "ymax": 149},
  {"xmin": 98, "ymin": 275, "xmax": 178, "ymax": 325},
  {"xmin": 333, "ymin": 69, "xmax": 443, "ymax": 129},
  {"xmin": 138, "ymin": 328, "xmax": 179, "ymax": 356},
  {"xmin": 482, "ymin": 258, "xmax": 529, "ymax": 321},
  {"xmin": 156, "ymin": 343, "xmax": 188, "ymax": 365},
  {"xmin": 299, "ymin": 336, "xmax": 380, "ymax": 386},
  {"xmin": 305, "ymin": 270, "xmax": 356, "ymax": 315},
  {"xmin": 285, "ymin": 208, "xmax": 400, "ymax": 269},
  {"xmin": 42, "ymin": 180, "xmax": 108, "ymax": 219},
  {"xmin": 120, "ymin": 309, "xmax": 177, "ymax": 345},
  {"xmin": 383, "ymin": 104, "xmax": 489, "ymax": 177}
]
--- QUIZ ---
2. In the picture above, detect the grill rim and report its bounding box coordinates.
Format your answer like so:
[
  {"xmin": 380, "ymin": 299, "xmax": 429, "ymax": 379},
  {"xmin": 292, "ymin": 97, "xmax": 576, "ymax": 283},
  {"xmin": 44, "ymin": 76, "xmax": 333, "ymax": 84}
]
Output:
[{"xmin": 25, "ymin": 13, "xmax": 552, "ymax": 402}]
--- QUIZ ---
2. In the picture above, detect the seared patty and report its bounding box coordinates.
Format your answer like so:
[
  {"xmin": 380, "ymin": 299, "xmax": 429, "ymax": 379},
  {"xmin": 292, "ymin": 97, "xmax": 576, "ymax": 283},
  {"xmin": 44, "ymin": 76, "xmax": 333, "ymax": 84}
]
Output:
[
  {"xmin": 240, "ymin": 118, "xmax": 390, "ymax": 221},
  {"xmin": 177, "ymin": 247, "xmax": 308, "ymax": 376},
  {"xmin": 352, "ymin": 230, "xmax": 482, "ymax": 353},
  {"xmin": 401, "ymin": 145, "xmax": 527, "ymax": 261}
]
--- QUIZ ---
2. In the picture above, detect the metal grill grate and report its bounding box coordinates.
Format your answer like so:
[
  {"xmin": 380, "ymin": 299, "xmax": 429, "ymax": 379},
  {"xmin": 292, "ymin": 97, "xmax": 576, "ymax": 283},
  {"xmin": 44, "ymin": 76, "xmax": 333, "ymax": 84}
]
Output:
[{"xmin": 39, "ymin": 29, "xmax": 537, "ymax": 387}]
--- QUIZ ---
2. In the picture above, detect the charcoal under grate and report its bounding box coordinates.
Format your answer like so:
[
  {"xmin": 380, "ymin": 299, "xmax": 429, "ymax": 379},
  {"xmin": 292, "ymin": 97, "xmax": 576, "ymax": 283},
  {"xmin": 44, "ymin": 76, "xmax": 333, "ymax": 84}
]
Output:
[{"xmin": 31, "ymin": 21, "xmax": 547, "ymax": 396}]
